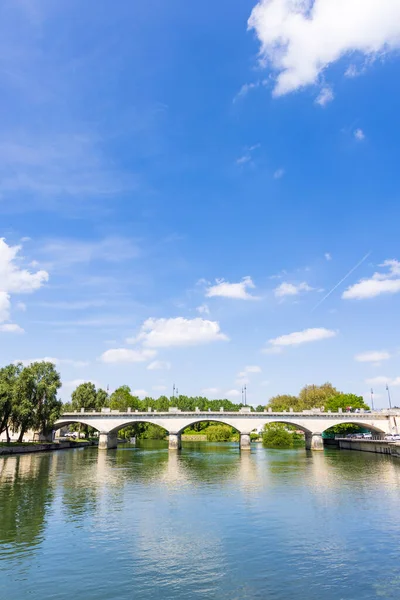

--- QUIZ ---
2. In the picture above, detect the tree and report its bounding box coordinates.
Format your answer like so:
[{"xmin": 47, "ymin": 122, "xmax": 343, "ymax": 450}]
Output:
[
  {"xmin": 12, "ymin": 362, "xmax": 62, "ymax": 441},
  {"xmin": 0, "ymin": 363, "xmax": 23, "ymax": 442},
  {"xmin": 266, "ymin": 394, "xmax": 301, "ymax": 411},
  {"xmin": 325, "ymin": 393, "xmax": 369, "ymax": 412},
  {"xmin": 71, "ymin": 382, "xmax": 98, "ymax": 411},
  {"xmin": 95, "ymin": 388, "xmax": 109, "ymax": 411},
  {"xmin": 205, "ymin": 424, "xmax": 233, "ymax": 442},
  {"xmin": 262, "ymin": 423, "xmax": 294, "ymax": 448},
  {"xmin": 299, "ymin": 382, "xmax": 340, "ymax": 409}
]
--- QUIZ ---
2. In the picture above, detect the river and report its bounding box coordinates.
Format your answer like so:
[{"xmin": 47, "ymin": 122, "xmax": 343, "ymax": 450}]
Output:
[{"xmin": 0, "ymin": 442, "xmax": 399, "ymax": 600}]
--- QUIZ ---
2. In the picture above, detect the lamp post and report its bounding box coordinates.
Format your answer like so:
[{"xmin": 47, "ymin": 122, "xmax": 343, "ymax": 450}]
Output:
[
  {"xmin": 370, "ymin": 388, "xmax": 374, "ymax": 411},
  {"xmin": 386, "ymin": 384, "xmax": 392, "ymax": 409}
]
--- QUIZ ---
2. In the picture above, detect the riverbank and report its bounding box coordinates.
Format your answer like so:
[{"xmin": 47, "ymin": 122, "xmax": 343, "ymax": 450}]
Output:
[{"xmin": 0, "ymin": 440, "xmax": 95, "ymax": 455}]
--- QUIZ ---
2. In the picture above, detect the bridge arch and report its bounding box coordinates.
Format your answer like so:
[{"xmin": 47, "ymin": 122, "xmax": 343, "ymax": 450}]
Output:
[
  {"xmin": 54, "ymin": 418, "xmax": 102, "ymax": 433},
  {"xmin": 321, "ymin": 421, "xmax": 387, "ymax": 436},
  {"xmin": 175, "ymin": 418, "xmax": 241, "ymax": 436},
  {"xmin": 108, "ymin": 419, "xmax": 170, "ymax": 435}
]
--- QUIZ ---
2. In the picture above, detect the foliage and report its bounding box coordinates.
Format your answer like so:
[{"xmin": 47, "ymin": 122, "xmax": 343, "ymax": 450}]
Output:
[
  {"xmin": 139, "ymin": 424, "xmax": 167, "ymax": 440},
  {"xmin": 265, "ymin": 394, "xmax": 301, "ymax": 411},
  {"xmin": 11, "ymin": 362, "xmax": 62, "ymax": 441},
  {"xmin": 71, "ymin": 382, "xmax": 108, "ymax": 412},
  {"xmin": 324, "ymin": 394, "xmax": 369, "ymax": 412},
  {"xmin": 205, "ymin": 424, "xmax": 233, "ymax": 442},
  {"xmin": 262, "ymin": 423, "xmax": 294, "ymax": 448},
  {"xmin": 0, "ymin": 363, "xmax": 23, "ymax": 442}
]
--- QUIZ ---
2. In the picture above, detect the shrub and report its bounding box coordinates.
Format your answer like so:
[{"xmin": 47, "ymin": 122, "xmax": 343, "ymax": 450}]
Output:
[
  {"xmin": 205, "ymin": 425, "xmax": 233, "ymax": 442},
  {"xmin": 262, "ymin": 424, "xmax": 294, "ymax": 448}
]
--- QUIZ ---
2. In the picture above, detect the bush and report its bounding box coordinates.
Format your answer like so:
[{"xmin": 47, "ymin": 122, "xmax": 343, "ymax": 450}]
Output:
[
  {"xmin": 206, "ymin": 425, "xmax": 233, "ymax": 442},
  {"xmin": 262, "ymin": 424, "xmax": 294, "ymax": 448}
]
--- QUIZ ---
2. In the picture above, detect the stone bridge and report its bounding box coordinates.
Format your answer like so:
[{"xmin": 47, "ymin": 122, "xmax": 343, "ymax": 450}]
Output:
[{"xmin": 55, "ymin": 409, "xmax": 400, "ymax": 451}]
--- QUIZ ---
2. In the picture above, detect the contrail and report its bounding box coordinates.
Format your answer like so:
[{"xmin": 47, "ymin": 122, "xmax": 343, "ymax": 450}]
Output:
[{"xmin": 311, "ymin": 251, "xmax": 371, "ymax": 312}]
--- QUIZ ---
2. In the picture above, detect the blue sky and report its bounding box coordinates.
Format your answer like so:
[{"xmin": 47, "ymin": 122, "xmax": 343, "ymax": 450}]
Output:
[{"xmin": 1, "ymin": 0, "xmax": 400, "ymax": 407}]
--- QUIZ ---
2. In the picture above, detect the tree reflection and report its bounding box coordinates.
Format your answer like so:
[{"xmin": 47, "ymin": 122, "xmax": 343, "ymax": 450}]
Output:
[{"xmin": 0, "ymin": 455, "xmax": 53, "ymax": 548}]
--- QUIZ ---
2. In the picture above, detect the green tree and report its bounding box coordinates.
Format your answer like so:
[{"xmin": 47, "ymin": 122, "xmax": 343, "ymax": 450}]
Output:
[
  {"xmin": 262, "ymin": 423, "xmax": 294, "ymax": 448},
  {"xmin": 0, "ymin": 363, "xmax": 23, "ymax": 442},
  {"xmin": 71, "ymin": 382, "xmax": 98, "ymax": 411},
  {"xmin": 205, "ymin": 424, "xmax": 233, "ymax": 442},
  {"xmin": 12, "ymin": 362, "xmax": 62, "ymax": 441},
  {"xmin": 266, "ymin": 394, "xmax": 301, "ymax": 411},
  {"xmin": 299, "ymin": 382, "xmax": 340, "ymax": 409},
  {"xmin": 325, "ymin": 393, "xmax": 369, "ymax": 412}
]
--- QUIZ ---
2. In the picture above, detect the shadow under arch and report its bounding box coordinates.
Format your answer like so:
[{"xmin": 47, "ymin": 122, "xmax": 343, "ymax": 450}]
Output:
[
  {"xmin": 259, "ymin": 420, "xmax": 313, "ymax": 434},
  {"xmin": 321, "ymin": 421, "xmax": 387, "ymax": 436},
  {"xmin": 175, "ymin": 418, "xmax": 241, "ymax": 436},
  {"xmin": 54, "ymin": 419, "xmax": 102, "ymax": 433},
  {"xmin": 108, "ymin": 419, "xmax": 170, "ymax": 436}
]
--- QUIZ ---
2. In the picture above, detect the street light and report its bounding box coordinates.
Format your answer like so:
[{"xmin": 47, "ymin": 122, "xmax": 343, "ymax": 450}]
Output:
[
  {"xmin": 386, "ymin": 384, "xmax": 392, "ymax": 409},
  {"xmin": 370, "ymin": 388, "xmax": 374, "ymax": 411}
]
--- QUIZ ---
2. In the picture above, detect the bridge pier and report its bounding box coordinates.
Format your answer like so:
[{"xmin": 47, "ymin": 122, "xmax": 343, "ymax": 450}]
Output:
[
  {"xmin": 240, "ymin": 433, "xmax": 251, "ymax": 451},
  {"xmin": 98, "ymin": 432, "xmax": 118, "ymax": 450},
  {"xmin": 305, "ymin": 432, "xmax": 324, "ymax": 451},
  {"xmin": 169, "ymin": 433, "xmax": 182, "ymax": 450}
]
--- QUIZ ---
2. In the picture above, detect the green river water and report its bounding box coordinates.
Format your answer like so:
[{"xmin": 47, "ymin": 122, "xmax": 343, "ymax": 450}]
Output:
[{"xmin": 0, "ymin": 442, "xmax": 399, "ymax": 600}]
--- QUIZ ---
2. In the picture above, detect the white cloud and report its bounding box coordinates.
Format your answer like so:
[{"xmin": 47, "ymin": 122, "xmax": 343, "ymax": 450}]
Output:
[
  {"xmin": 147, "ymin": 360, "xmax": 171, "ymax": 371},
  {"xmin": 268, "ymin": 327, "xmax": 337, "ymax": 348},
  {"xmin": 15, "ymin": 357, "xmax": 89, "ymax": 367},
  {"xmin": 315, "ymin": 87, "xmax": 334, "ymax": 106},
  {"xmin": 196, "ymin": 304, "xmax": 210, "ymax": 315},
  {"xmin": 233, "ymin": 79, "xmax": 268, "ymax": 101},
  {"xmin": 366, "ymin": 376, "xmax": 400, "ymax": 387},
  {"xmin": 0, "ymin": 238, "xmax": 48, "ymax": 293},
  {"xmin": 355, "ymin": 351, "xmax": 391, "ymax": 363},
  {"xmin": 274, "ymin": 281, "xmax": 313, "ymax": 298},
  {"xmin": 354, "ymin": 128, "xmax": 365, "ymax": 141},
  {"xmin": 325, "ymin": 253, "xmax": 332, "ymax": 261},
  {"xmin": 343, "ymin": 259, "xmax": 400, "ymax": 299},
  {"xmin": 236, "ymin": 155, "xmax": 251, "ymax": 165},
  {"xmin": 0, "ymin": 323, "xmax": 24, "ymax": 334},
  {"xmin": 130, "ymin": 317, "xmax": 229, "ymax": 348},
  {"xmin": 206, "ymin": 276, "xmax": 258, "ymax": 300},
  {"xmin": 237, "ymin": 365, "xmax": 262, "ymax": 383},
  {"xmin": 100, "ymin": 348, "xmax": 157, "ymax": 364},
  {"xmin": 273, "ymin": 168, "xmax": 285, "ymax": 179},
  {"xmin": 248, "ymin": 0, "xmax": 400, "ymax": 97}
]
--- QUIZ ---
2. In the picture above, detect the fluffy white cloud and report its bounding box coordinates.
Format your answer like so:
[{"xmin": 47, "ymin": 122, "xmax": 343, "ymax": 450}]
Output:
[
  {"xmin": 15, "ymin": 357, "xmax": 89, "ymax": 367},
  {"xmin": 355, "ymin": 351, "xmax": 391, "ymax": 363},
  {"xmin": 268, "ymin": 327, "xmax": 337, "ymax": 347},
  {"xmin": 274, "ymin": 281, "xmax": 313, "ymax": 297},
  {"xmin": 343, "ymin": 259, "xmax": 400, "ymax": 299},
  {"xmin": 100, "ymin": 348, "xmax": 157, "ymax": 363},
  {"xmin": 0, "ymin": 323, "xmax": 24, "ymax": 334},
  {"xmin": 131, "ymin": 317, "xmax": 229, "ymax": 347},
  {"xmin": 147, "ymin": 360, "xmax": 171, "ymax": 371},
  {"xmin": 206, "ymin": 276, "xmax": 258, "ymax": 300},
  {"xmin": 0, "ymin": 238, "xmax": 48, "ymax": 293},
  {"xmin": 248, "ymin": 0, "xmax": 400, "ymax": 96},
  {"xmin": 315, "ymin": 87, "xmax": 334, "ymax": 106},
  {"xmin": 354, "ymin": 128, "xmax": 365, "ymax": 141},
  {"xmin": 366, "ymin": 376, "xmax": 400, "ymax": 387}
]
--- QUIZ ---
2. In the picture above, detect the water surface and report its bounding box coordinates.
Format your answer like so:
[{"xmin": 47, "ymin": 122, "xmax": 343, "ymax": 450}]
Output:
[{"xmin": 0, "ymin": 442, "xmax": 399, "ymax": 600}]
